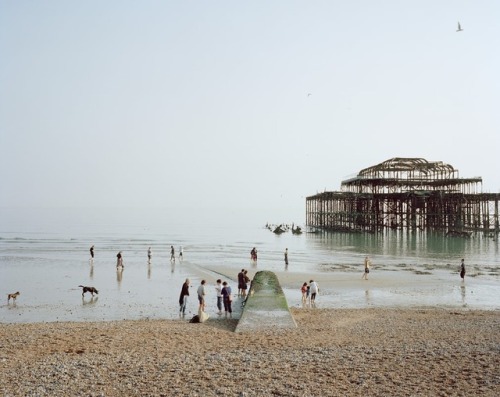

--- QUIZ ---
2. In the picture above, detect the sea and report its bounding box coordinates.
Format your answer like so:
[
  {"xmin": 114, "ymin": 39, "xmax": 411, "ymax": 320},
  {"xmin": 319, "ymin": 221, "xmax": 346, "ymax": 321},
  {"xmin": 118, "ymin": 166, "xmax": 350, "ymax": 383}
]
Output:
[{"xmin": 1, "ymin": 207, "xmax": 499, "ymax": 324}]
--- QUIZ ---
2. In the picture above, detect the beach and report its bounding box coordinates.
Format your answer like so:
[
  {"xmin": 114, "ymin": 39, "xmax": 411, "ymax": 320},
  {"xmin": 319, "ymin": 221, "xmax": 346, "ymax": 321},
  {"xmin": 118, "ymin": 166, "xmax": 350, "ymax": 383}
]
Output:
[
  {"xmin": 2, "ymin": 206, "xmax": 500, "ymax": 323},
  {"xmin": 1, "ymin": 208, "xmax": 499, "ymax": 395},
  {"xmin": 1, "ymin": 307, "xmax": 499, "ymax": 396}
]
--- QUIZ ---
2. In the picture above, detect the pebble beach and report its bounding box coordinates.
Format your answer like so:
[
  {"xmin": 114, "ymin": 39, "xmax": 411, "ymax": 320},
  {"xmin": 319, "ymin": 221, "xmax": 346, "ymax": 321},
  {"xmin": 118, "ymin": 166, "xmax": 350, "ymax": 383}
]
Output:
[
  {"xmin": 1, "ymin": 307, "xmax": 499, "ymax": 396},
  {"xmin": 2, "ymin": 208, "xmax": 500, "ymax": 395}
]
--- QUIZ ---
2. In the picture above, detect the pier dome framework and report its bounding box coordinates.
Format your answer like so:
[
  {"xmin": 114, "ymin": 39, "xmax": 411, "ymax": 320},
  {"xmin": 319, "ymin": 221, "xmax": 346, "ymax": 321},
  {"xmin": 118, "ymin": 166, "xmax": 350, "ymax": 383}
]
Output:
[{"xmin": 306, "ymin": 157, "xmax": 500, "ymax": 235}]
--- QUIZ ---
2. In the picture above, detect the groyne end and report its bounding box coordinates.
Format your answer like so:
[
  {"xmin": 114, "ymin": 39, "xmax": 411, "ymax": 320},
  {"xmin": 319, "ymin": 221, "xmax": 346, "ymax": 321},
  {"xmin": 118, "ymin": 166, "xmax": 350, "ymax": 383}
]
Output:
[{"xmin": 235, "ymin": 270, "xmax": 297, "ymax": 333}]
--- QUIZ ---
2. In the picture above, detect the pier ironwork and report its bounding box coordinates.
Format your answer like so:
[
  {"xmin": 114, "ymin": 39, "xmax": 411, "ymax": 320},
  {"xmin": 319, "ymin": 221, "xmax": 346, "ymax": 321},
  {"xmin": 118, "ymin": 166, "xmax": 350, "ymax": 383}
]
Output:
[{"xmin": 306, "ymin": 158, "xmax": 500, "ymax": 236}]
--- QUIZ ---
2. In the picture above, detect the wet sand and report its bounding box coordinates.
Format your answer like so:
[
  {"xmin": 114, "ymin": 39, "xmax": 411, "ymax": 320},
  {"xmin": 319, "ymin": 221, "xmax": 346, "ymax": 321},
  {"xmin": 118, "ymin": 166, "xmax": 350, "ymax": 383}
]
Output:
[
  {"xmin": 1, "ymin": 308, "xmax": 499, "ymax": 396},
  {"xmin": 2, "ymin": 259, "xmax": 499, "ymax": 324}
]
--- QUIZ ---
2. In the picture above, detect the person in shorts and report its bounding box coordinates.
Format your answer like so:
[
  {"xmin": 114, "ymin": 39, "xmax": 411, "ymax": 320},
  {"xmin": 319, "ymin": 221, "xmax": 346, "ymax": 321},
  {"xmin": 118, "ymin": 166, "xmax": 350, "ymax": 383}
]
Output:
[
  {"xmin": 362, "ymin": 256, "xmax": 371, "ymax": 280},
  {"xmin": 197, "ymin": 280, "xmax": 206, "ymax": 312}
]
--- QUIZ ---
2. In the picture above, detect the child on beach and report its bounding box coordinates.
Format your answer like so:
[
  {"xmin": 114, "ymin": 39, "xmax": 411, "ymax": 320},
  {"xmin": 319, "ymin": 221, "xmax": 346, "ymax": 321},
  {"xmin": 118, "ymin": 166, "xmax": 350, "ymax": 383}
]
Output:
[
  {"xmin": 301, "ymin": 282, "xmax": 308, "ymax": 302},
  {"xmin": 215, "ymin": 279, "xmax": 223, "ymax": 315}
]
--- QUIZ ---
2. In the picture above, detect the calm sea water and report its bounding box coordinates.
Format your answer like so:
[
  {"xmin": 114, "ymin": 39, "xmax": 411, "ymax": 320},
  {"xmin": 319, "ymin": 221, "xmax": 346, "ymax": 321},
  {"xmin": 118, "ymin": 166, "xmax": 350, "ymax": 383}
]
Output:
[{"xmin": 1, "ymin": 207, "xmax": 499, "ymax": 323}]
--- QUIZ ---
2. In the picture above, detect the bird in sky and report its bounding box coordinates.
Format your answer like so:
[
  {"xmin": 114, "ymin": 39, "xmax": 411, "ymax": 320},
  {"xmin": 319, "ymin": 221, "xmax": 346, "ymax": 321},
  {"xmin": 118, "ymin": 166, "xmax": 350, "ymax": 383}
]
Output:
[
  {"xmin": 307, "ymin": 93, "xmax": 312, "ymax": 97},
  {"xmin": 457, "ymin": 22, "xmax": 463, "ymax": 32}
]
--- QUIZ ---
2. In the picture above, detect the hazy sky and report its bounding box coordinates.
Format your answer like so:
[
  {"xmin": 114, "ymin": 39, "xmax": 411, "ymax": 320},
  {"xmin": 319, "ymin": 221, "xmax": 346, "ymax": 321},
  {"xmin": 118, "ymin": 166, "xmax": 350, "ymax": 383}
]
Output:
[{"xmin": 1, "ymin": 1, "xmax": 499, "ymax": 218}]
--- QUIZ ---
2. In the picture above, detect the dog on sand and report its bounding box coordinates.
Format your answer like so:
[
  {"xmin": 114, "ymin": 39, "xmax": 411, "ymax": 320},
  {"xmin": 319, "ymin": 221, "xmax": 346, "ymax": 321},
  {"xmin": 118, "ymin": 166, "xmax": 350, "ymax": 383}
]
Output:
[
  {"xmin": 78, "ymin": 285, "xmax": 99, "ymax": 297},
  {"xmin": 7, "ymin": 291, "xmax": 20, "ymax": 303}
]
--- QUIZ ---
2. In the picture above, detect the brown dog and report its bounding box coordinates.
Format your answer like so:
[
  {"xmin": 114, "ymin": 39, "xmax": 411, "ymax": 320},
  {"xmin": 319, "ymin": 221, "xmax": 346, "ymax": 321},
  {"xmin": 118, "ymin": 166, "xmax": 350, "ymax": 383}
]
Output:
[
  {"xmin": 7, "ymin": 291, "xmax": 20, "ymax": 303},
  {"xmin": 78, "ymin": 285, "xmax": 98, "ymax": 297}
]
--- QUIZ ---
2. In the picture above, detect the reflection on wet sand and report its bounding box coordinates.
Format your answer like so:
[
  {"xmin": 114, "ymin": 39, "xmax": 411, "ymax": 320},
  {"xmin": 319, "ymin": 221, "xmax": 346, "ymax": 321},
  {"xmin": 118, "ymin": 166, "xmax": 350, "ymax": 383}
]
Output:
[
  {"xmin": 461, "ymin": 284, "xmax": 466, "ymax": 306},
  {"xmin": 301, "ymin": 299, "xmax": 317, "ymax": 309},
  {"xmin": 82, "ymin": 296, "xmax": 98, "ymax": 306},
  {"xmin": 116, "ymin": 267, "xmax": 123, "ymax": 287},
  {"xmin": 147, "ymin": 263, "xmax": 151, "ymax": 279},
  {"xmin": 89, "ymin": 264, "xmax": 94, "ymax": 279}
]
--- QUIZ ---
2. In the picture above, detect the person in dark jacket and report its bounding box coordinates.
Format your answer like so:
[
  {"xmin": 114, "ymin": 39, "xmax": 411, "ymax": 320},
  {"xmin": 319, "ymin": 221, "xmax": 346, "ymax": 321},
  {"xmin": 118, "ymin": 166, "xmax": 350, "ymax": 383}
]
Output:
[
  {"xmin": 460, "ymin": 259, "xmax": 466, "ymax": 281},
  {"xmin": 179, "ymin": 278, "xmax": 190, "ymax": 316}
]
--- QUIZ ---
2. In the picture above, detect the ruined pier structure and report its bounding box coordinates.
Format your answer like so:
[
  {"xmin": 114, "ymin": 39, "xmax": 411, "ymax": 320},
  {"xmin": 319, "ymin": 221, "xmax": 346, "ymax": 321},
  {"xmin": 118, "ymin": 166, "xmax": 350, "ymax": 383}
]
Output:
[{"xmin": 306, "ymin": 158, "xmax": 500, "ymax": 235}]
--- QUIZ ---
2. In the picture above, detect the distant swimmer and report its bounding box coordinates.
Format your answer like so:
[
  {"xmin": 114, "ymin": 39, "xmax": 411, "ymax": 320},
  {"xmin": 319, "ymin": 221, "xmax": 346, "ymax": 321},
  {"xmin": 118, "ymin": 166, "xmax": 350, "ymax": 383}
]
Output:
[{"xmin": 457, "ymin": 22, "xmax": 463, "ymax": 32}]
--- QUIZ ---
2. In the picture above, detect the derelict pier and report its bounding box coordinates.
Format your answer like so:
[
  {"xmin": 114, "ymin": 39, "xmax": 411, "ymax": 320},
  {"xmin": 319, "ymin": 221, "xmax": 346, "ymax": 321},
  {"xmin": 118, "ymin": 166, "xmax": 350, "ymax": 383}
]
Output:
[{"xmin": 306, "ymin": 158, "xmax": 500, "ymax": 236}]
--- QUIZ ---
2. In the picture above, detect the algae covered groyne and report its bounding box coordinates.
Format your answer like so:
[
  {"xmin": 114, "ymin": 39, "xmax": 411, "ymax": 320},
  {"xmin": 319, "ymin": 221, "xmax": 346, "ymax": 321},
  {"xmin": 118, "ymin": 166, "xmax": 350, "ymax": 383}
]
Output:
[{"xmin": 235, "ymin": 271, "xmax": 296, "ymax": 333}]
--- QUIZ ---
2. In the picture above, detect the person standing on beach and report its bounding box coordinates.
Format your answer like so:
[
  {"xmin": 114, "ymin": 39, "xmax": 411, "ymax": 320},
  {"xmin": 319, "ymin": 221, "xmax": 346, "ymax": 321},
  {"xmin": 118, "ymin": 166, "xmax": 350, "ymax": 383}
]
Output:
[
  {"xmin": 241, "ymin": 270, "xmax": 250, "ymax": 298},
  {"xmin": 460, "ymin": 259, "xmax": 466, "ymax": 281},
  {"xmin": 215, "ymin": 279, "xmax": 223, "ymax": 315},
  {"xmin": 197, "ymin": 280, "xmax": 206, "ymax": 312},
  {"xmin": 284, "ymin": 248, "xmax": 289, "ymax": 266},
  {"xmin": 147, "ymin": 247, "xmax": 152, "ymax": 263},
  {"xmin": 362, "ymin": 256, "xmax": 371, "ymax": 280},
  {"xmin": 309, "ymin": 280, "xmax": 319, "ymax": 303},
  {"xmin": 221, "ymin": 281, "xmax": 233, "ymax": 317},
  {"xmin": 301, "ymin": 282, "xmax": 308, "ymax": 302},
  {"xmin": 250, "ymin": 247, "xmax": 257, "ymax": 262},
  {"xmin": 116, "ymin": 251, "xmax": 123, "ymax": 268},
  {"xmin": 237, "ymin": 269, "xmax": 245, "ymax": 296},
  {"xmin": 179, "ymin": 278, "xmax": 190, "ymax": 317},
  {"xmin": 90, "ymin": 245, "xmax": 94, "ymax": 260},
  {"xmin": 170, "ymin": 246, "xmax": 175, "ymax": 263}
]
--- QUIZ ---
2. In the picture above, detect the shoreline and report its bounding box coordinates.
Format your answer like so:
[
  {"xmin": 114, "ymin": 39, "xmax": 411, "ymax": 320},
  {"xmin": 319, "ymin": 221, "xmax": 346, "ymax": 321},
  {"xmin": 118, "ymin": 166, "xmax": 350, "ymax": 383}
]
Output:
[
  {"xmin": 1, "ymin": 307, "xmax": 499, "ymax": 396},
  {"xmin": 2, "ymin": 261, "xmax": 499, "ymax": 325}
]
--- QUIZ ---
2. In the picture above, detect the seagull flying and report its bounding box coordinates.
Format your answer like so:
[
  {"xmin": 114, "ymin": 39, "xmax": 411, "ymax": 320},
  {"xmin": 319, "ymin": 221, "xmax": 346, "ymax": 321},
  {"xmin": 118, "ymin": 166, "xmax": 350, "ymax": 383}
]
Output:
[
  {"xmin": 456, "ymin": 22, "xmax": 463, "ymax": 32},
  {"xmin": 307, "ymin": 93, "xmax": 312, "ymax": 97}
]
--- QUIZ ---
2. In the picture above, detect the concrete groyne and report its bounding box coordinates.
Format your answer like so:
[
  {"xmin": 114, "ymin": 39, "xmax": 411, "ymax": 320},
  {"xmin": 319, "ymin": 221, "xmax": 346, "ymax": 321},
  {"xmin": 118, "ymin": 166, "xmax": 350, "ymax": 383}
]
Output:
[{"xmin": 235, "ymin": 270, "xmax": 297, "ymax": 333}]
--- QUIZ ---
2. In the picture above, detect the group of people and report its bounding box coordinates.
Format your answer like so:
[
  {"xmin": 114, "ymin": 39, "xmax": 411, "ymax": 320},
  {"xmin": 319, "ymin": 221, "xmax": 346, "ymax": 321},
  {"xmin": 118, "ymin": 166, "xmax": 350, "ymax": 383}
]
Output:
[
  {"xmin": 301, "ymin": 280, "xmax": 319, "ymax": 304},
  {"xmin": 237, "ymin": 269, "xmax": 251, "ymax": 297},
  {"xmin": 89, "ymin": 245, "xmax": 183, "ymax": 267},
  {"xmin": 250, "ymin": 247, "xmax": 258, "ymax": 261},
  {"xmin": 170, "ymin": 246, "xmax": 184, "ymax": 263},
  {"xmin": 179, "ymin": 278, "xmax": 235, "ymax": 320}
]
